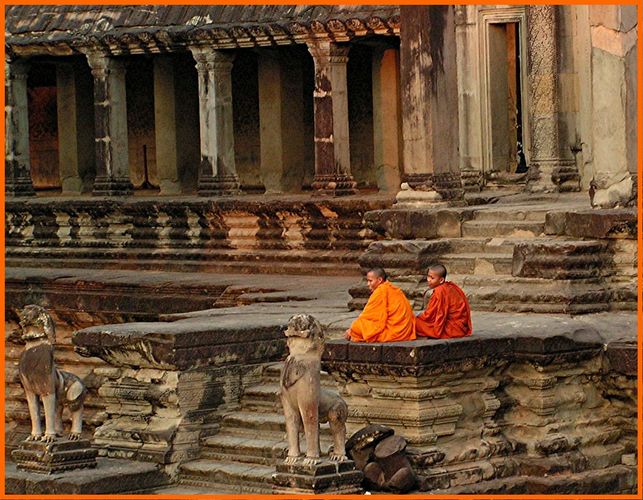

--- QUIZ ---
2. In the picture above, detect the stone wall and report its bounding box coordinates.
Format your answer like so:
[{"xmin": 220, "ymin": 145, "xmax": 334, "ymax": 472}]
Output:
[{"xmin": 323, "ymin": 329, "xmax": 637, "ymax": 493}]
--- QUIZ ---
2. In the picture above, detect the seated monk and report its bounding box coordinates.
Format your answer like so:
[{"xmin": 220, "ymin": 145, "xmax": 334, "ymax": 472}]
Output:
[
  {"xmin": 416, "ymin": 264, "xmax": 472, "ymax": 339},
  {"xmin": 345, "ymin": 268, "xmax": 416, "ymax": 343}
]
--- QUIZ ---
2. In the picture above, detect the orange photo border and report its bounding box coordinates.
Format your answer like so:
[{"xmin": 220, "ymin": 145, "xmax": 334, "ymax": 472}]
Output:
[{"xmin": 1, "ymin": 0, "xmax": 641, "ymax": 499}]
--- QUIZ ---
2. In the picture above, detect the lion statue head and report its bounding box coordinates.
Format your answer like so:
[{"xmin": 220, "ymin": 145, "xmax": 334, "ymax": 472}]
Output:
[{"xmin": 18, "ymin": 304, "xmax": 56, "ymax": 343}]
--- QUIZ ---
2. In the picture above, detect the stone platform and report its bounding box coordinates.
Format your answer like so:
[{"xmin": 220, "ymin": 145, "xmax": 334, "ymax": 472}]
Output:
[{"xmin": 6, "ymin": 457, "xmax": 170, "ymax": 494}]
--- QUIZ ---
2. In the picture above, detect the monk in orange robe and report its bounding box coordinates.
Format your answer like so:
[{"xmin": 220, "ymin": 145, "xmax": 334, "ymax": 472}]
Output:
[
  {"xmin": 416, "ymin": 264, "xmax": 472, "ymax": 339},
  {"xmin": 345, "ymin": 268, "xmax": 416, "ymax": 343}
]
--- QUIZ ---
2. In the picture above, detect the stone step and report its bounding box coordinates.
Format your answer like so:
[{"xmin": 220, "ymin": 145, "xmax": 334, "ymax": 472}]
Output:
[
  {"xmin": 461, "ymin": 221, "xmax": 545, "ymax": 238},
  {"xmin": 439, "ymin": 253, "xmax": 513, "ymax": 275},
  {"xmin": 6, "ymin": 256, "xmax": 362, "ymax": 277},
  {"xmin": 179, "ymin": 458, "xmax": 273, "ymax": 493},
  {"xmin": 446, "ymin": 237, "xmax": 516, "ymax": 255},
  {"xmin": 241, "ymin": 383, "xmax": 282, "ymax": 410},
  {"xmin": 472, "ymin": 208, "xmax": 549, "ymax": 222},
  {"xmin": 220, "ymin": 410, "xmax": 338, "ymax": 438}
]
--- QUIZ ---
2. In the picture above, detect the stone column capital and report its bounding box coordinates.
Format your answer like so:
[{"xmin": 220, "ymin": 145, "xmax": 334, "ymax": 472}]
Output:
[
  {"xmin": 306, "ymin": 41, "xmax": 350, "ymax": 65},
  {"xmin": 6, "ymin": 59, "xmax": 30, "ymax": 81},
  {"xmin": 84, "ymin": 50, "xmax": 125, "ymax": 80},
  {"xmin": 189, "ymin": 46, "xmax": 235, "ymax": 73}
]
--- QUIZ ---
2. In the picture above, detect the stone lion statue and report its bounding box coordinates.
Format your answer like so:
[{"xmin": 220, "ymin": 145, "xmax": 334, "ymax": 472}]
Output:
[
  {"xmin": 280, "ymin": 314, "xmax": 348, "ymax": 464},
  {"xmin": 17, "ymin": 304, "xmax": 87, "ymax": 442}
]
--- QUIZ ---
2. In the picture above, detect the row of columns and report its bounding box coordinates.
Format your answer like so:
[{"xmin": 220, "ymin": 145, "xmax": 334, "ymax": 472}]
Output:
[
  {"xmin": 5, "ymin": 6, "xmax": 601, "ymax": 201},
  {"xmin": 5, "ymin": 40, "xmax": 374, "ymax": 198}
]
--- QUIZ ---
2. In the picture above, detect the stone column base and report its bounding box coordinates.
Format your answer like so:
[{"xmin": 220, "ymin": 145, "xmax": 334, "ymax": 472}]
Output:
[
  {"xmin": 528, "ymin": 160, "xmax": 580, "ymax": 193},
  {"xmin": 553, "ymin": 161, "xmax": 581, "ymax": 192},
  {"xmin": 272, "ymin": 458, "xmax": 363, "ymax": 494},
  {"xmin": 11, "ymin": 438, "xmax": 98, "ymax": 474},
  {"xmin": 460, "ymin": 170, "xmax": 484, "ymax": 192},
  {"xmin": 5, "ymin": 160, "xmax": 36, "ymax": 197},
  {"xmin": 311, "ymin": 174, "xmax": 357, "ymax": 196},
  {"xmin": 92, "ymin": 176, "xmax": 133, "ymax": 196},
  {"xmin": 198, "ymin": 173, "xmax": 241, "ymax": 197}
]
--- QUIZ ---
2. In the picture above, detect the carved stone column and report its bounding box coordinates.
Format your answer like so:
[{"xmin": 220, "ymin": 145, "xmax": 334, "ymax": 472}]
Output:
[
  {"xmin": 5, "ymin": 59, "xmax": 35, "ymax": 197},
  {"xmin": 56, "ymin": 62, "xmax": 95, "ymax": 193},
  {"xmin": 153, "ymin": 56, "xmax": 181, "ymax": 195},
  {"xmin": 371, "ymin": 46, "xmax": 402, "ymax": 193},
  {"xmin": 398, "ymin": 6, "xmax": 463, "ymax": 206},
  {"xmin": 85, "ymin": 51, "xmax": 133, "ymax": 196},
  {"xmin": 455, "ymin": 5, "xmax": 484, "ymax": 192},
  {"xmin": 307, "ymin": 41, "xmax": 357, "ymax": 196},
  {"xmin": 526, "ymin": 5, "xmax": 580, "ymax": 192},
  {"xmin": 257, "ymin": 50, "xmax": 305, "ymax": 193},
  {"xmin": 190, "ymin": 47, "xmax": 240, "ymax": 196}
]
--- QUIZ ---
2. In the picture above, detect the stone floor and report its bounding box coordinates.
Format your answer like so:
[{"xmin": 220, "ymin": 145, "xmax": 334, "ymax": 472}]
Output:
[{"xmin": 7, "ymin": 266, "xmax": 637, "ymax": 343}]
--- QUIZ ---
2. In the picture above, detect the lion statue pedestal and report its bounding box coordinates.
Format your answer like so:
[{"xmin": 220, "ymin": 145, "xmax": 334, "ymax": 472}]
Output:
[{"xmin": 272, "ymin": 314, "xmax": 363, "ymax": 494}]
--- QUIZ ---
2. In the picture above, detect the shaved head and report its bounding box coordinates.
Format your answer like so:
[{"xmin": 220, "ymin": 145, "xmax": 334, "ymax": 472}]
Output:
[
  {"xmin": 367, "ymin": 267, "xmax": 387, "ymax": 281},
  {"xmin": 428, "ymin": 264, "xmax": 447, "ymax": 279}
]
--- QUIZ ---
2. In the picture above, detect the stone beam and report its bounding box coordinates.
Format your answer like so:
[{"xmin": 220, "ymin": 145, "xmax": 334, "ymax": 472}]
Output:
[
  {"xmin": 307, "ymin": 41, "xmax": 357, "ymax": 196},
  {"xmin": 5, "ymin": 59, "xmax": 35, "ymax": 197},
  {"xmin": 398, "ymin": 6, "xmax": 463, "ymax": 207},
  {"xmin": 85, "ymin": 51, "xmax": 133, "ymax": 196},
  {"xmin": 190, "ymin": 47, "xmax": 240, "ymax": 197}
]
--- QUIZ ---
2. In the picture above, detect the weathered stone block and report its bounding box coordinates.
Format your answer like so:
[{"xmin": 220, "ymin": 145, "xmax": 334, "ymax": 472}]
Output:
[
  {"xmin": 512, "ymin": 240, "xmax": 609, "ymax": 279},
  {"xmin": 605, "ymin": 341, "xmax": 637, "ymax": 375},
  {"xmin": 545, "ymin": 209, "xmax": 636, "ymax": 239}
]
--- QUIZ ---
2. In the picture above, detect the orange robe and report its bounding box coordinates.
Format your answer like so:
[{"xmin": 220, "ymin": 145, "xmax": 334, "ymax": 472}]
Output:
[
  {"xmin": 416, "ymin": 282, "xmax": 472, "ymax": 338},
  {"xmin": 349, "ymin": 281, "xmax": 416, "ymax": 343}
]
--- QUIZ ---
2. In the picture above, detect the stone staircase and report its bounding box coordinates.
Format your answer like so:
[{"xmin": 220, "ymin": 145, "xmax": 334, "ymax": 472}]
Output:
[
  {"xmin": 176, "ymin": 363, "xmax": 338, "ymax": 494},
  {"xmin": 351, "ymin": 203, "xmax": 636, "ymax": 314},
  {"xmin": 5, "ymin": 197, "xmax": 390, "ymax": 277}
]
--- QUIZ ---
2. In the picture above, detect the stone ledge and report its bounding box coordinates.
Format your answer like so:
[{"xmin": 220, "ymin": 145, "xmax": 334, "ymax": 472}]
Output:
[{"xmin": 323, "ymin": 329, "xmax": 608, "ymax": 372}]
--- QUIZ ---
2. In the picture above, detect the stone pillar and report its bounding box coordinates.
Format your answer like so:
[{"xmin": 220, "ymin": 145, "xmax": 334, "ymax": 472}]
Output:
[
  {"xmin": 455, "ymin": 5, "xmax": 484, "ymax": 192},
  {"xmin": 85, "ymin": 51, "xmax": 133, "ymax": 196},
  {"xmin": 525, "ymin": 5, "xmax": 580, "ymax": 192},
  {"xmin": 56, "ymin": 62, "xmax": 95, "ymax": 193},
  {"xmin": 190, "ymin": 47, "xmax": 240, "ymax": 196},
  {"xmin": 153, "ymin": 56, "xmax": 181, "ymax": 195},
  {"xmin": 371, "ymin": 47, "xmax": 402, "ymax": 193},
  {"xmin": 257, "ymin": 50, "xmax": 305, "ymax": 193},
  {"xmin": 398, "ymin": 6, "xmax": 463, "ymax": 207},
  {"xmin": 307, "ymin": 41, "xmax": 357, "ymax": 196},
  {"xmin": 5, "ymin": 59, "xmax": 35, "ymax": 196},
  {"xmin": 588, "ymin": 5, "xmax": 637, "ymax": 208}
]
